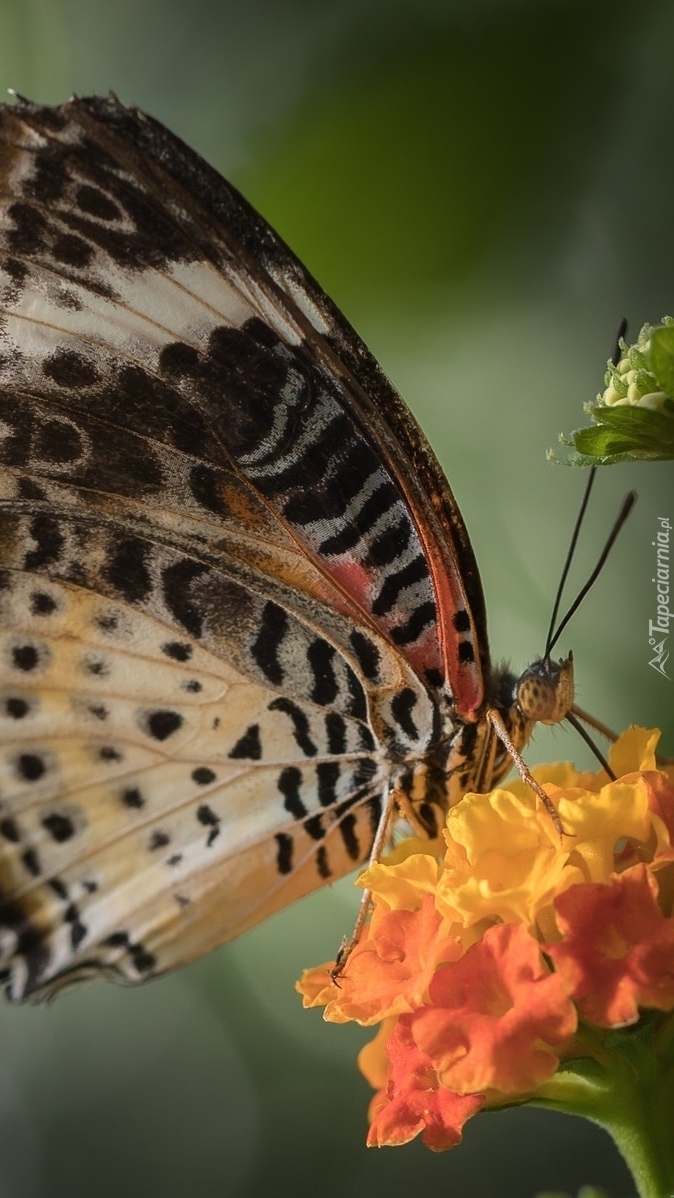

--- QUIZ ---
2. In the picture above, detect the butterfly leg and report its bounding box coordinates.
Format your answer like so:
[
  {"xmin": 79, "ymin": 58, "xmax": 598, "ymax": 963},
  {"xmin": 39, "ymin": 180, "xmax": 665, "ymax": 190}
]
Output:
[
  {"xmin": 486, "ymin": 708, "xmax": 564, "ymax": 834},
  {"xmin": 332, "ymin": 780, "xmax": 400, "ymax": 979}
]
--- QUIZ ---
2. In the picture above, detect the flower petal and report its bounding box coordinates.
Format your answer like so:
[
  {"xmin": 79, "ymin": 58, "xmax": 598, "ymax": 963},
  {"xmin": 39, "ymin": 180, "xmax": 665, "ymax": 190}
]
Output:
[
  {"xmin": 366, "ymin": 1017, "xmax": 484, "ymax": 1150},
  {"xmin": 411, "ymin": 924, "xmax": 577, "ymax": 1094},
  {"xmin": 547, "ymin": 864, "xmax": 674, "ymax": 1026}
]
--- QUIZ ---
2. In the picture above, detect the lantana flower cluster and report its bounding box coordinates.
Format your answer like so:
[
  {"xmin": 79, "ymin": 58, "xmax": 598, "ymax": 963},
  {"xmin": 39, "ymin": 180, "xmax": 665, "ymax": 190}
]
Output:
[{"xmin": 298, "ymin": 727, "xmax": 674, "ymax": 1155}]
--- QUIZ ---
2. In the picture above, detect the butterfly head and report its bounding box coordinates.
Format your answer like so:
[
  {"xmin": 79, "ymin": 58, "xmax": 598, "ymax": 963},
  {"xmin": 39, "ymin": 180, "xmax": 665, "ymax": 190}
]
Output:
[{"xmin": 515, "ymin": 653, "xmax": 575, "ymax": 726}]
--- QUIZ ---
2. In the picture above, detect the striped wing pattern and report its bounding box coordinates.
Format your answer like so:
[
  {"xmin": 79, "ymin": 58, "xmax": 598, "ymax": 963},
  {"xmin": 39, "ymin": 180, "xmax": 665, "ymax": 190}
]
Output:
[{"xmin": 0, "ymin": 96, "xmax": 511, "ymax": 1001}]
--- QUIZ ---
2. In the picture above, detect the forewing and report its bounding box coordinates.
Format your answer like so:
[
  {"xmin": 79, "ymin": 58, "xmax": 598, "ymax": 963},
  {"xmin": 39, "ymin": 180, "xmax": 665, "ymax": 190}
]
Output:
[{"xmin": 0, "ymin": 94, "xmax": 488, "ymax": 711}]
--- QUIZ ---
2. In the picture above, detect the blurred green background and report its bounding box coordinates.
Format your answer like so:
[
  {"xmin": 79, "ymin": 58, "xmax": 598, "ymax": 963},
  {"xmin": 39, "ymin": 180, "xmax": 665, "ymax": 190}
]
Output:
[{"xmin": 1, "ymin": 1, "xmax": 672, "ymax": 1195}]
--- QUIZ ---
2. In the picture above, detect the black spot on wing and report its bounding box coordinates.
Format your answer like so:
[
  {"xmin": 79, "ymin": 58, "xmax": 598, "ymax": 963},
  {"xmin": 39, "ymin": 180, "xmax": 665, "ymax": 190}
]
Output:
[
  {"xmin": 457, "ymin": 639, "xmax": 476, "ymax": 665},
  {"xmin": 318, "ymin": 481, "xmax": 398, "ymax": 556},
  {"xmin": 228, "ymin": 725, "xmax": 262, "ymax": 761},
  {"xmin": 349, "ymin": 629, "xmax": 380, "ymax": 682},
  {"xmin": 307, "ymin": 640, "xmax": 338, "ymax": 705},
  {"xmin": 75, "ymin": 184, "xmax": 120, "ymax": 221},
  {"xmin": 196, "ymin": 803, "xmax": 220, "ymax": 847},
  {"xmin": 34, "ymin": 418, "xmax": 84, "ymax": 464},
  {"xmin": 96, "ymin": 612, "xmax": 119, "ymax": 633},
  {"xmin": 453, "ymin": 609, "xmax": 471, "ymax": 634},
  {"xmin": 316, "ymin": 761, "xmax": 340, "ymax": 808},
  {"xmin": 315, "ymin": 845, "xmax": 331, "ymax": 879},
  {"xmin": 98, "ymin": 745, "xmax": 122, "ymax": 762},
  {"xmin": 43, "ymin": 348, "xmax": 100, "ymax": 388},
  {"xmin": 103, "ymin": 537, "xmax": 152, "ymax": 604},
  {"xmin": 192, "ymin": 767, "xmax": 216, "ymax": 785},
  {"xmin": 275, "ymin": 832, "xmax": 293, "ymax": 875},
  {"xmin": 7, "ymin": 201, "xmax": 48, "ymax": 256},
  {"xmin": 121, "ymin": 787, "xmax": 144, "ymax": 809},
  {"xmin": 52, "ymin": 233, "xmax": 93, "ymax": 269},
  {"xmin": 42, "ymin": 812, "xmax": 75, "ymax": 843},
  {"xmin": 371, "ymin": 555, "xmax": 428, "ymax": 618},
  {"xmin": 30, "ymin": 591, "xmax": 57, "ymax": 616},
  {"xmin": 159, "ymin": 340, "xmax": 199, "ymax": 377},
  {"xmin": 251, "ymin": 601, "xmax": 287, "ymax": 686},
  {"xmin": 277, "ymin": 767, "xmax": 306, "ymax": 820},
  {"xmin": 425, "ymin": 668, "xmax": 444, "ymax": 690},
  {"xmin": 325, "ymin": 712, "xmax": 347, "ymax": 755},
  {"xmin": 24, "ymin": 515, "xmax": 65, "ymax": 571},
  {"xmin": 338, "ymin": 811, "xmax": 360, "ymax": 861},
  {"xmin": 390, "ymin": 601, "xmax": 436, "ymax": 646},
  {"xmin": 0, "ymin": 817, "xmax": 19, "ymax": 843},
  {"xmin": 16, "ymin": 926, "xmax": 52, "ymax": 996},
  {"xmin": 390, "ymin": 688, "xmax": 419, "ymax": 742},
  {"xmin": 161, "ymin": 560, "xmax": 210, "ymax": 639},
  {"xmin": 15, "ymin": 753, "xmax": 46, "ymax": 782},
  {"xmin": 303, "ymin": 813, "xmax": 326, "ymax": 842},
  {"xmin": 268, "ymin": 697, "xmax": 316, "ymax": 757},
  {"xmin": 139, "ymin": 709, "xmax": 184, "ymax": 741},
  {"xmin": 11, "ymin": 644, "xmax": 44, "ymax": 672},
  {"xmin": 84, "ymin": 654, "xmax": 109, "ymax": 678},
  {"xmin": 21, "ymin": 848, "xmax": 41, "ymax": 877},
  {"xmin": 161, "ymin": 641, "xmax": 193, "ymax": 662},
  {"xmin": 365, "ymin": 516, "xmax": 411, "ymax": 568}
]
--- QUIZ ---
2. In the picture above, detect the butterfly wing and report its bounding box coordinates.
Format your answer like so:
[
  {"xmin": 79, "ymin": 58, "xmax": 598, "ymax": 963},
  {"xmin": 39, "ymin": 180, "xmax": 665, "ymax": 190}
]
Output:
[{"xmin": 0, "ymin": 95, "xmax": 489, "ymax": 1000}]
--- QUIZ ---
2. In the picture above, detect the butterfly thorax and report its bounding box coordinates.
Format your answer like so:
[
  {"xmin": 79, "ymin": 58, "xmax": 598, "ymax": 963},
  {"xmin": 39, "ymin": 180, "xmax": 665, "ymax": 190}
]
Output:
[{"xmin": 415, "ymin": 651, "xmax": 575, "ymax": 820}]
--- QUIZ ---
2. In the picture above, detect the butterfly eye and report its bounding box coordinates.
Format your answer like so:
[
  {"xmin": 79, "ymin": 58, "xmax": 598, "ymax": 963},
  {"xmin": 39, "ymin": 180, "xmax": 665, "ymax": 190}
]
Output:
[{"xmin": 516, "ymin": 654, "xmax": 575, "ymax": 725}]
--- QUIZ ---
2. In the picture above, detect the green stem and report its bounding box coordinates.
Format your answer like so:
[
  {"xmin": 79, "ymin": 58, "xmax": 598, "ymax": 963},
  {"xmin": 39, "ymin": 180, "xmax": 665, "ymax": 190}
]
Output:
[{"xmin": 532, "ymin": 1015, "xmax": 674, "ymax": 1198}]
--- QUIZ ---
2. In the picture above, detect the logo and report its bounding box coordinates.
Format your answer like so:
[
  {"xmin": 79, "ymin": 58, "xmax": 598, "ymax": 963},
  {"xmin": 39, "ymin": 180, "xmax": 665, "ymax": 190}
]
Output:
[{"xmin": 649, "ymin": 516, "xmax": 671, "ymax": 679}]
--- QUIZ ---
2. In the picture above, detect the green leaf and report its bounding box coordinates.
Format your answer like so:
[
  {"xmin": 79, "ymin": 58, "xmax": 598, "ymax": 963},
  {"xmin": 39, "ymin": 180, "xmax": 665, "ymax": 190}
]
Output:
[
  {"xmin": 561, "ymin": 404, "xmax": 674, "ymax": 465},
  {"xmin": 647, "ymin": 324, "xmax": 674, "ymax": 396}
]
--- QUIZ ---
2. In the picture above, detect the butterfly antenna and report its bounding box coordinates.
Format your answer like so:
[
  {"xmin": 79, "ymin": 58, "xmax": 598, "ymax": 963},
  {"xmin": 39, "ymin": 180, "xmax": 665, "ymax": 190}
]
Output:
[
  {"xmin": 547, "ymin": 489, "xmax": 636, "ymax": 655},
  {"xmin": 544, "ymin": 467, "xmax": 596, "ymax": 656},
  {"xmin": 545, "ymin": 317, "xmax": 630, "ymax": 659},
  {"xmin": 565, "ymin": 709, "xmax": 614, "ymax": 776}
]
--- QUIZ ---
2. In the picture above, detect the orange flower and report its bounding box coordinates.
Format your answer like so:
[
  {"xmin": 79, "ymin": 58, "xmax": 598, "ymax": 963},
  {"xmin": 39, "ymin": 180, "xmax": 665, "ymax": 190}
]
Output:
[
  {"xmin": 366, "ymin": 1017, "xmax": 484, "ymax": 1150},
  {"xmin": 411, "ymin": 923, "xmax": 577, "ymax": 1094},
  {"xmin": 547, "ymin": 864, "xmax": 674, "ymax": 1027},
  {"xmin": 296, "ymin": 727, "xmax": 674, "ymax": 1159}
]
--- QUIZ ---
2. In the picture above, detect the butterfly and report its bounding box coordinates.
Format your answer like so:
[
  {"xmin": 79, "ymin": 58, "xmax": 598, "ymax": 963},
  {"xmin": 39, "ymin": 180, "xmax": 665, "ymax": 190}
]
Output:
[{"xmin": 0, "ymin": 94, "xmax": 574, "ymax": 1003}]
